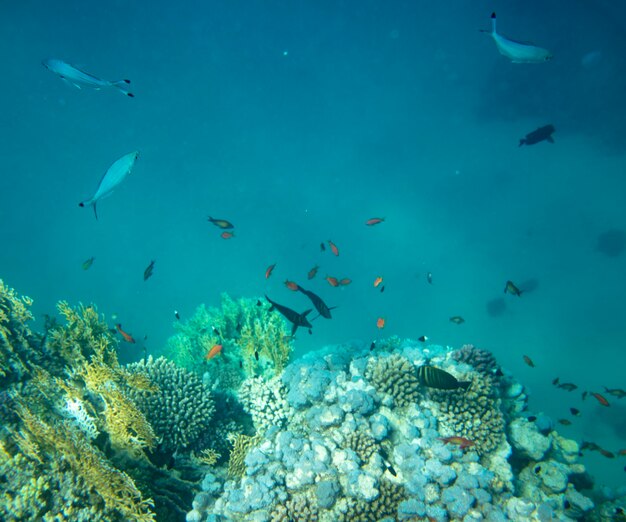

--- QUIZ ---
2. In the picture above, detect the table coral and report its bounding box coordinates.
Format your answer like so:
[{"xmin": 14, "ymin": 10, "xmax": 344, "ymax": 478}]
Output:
[{"xmin": 126, "ymin": 356, "xmax": 215, "ymax": 453}]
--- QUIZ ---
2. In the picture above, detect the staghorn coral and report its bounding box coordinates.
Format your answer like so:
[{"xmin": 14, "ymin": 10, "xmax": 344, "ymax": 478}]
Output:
[
  {"xmin": 338, "ymin": 480, "xmax": 406, "ymax": 521},
  {"xmin": 238, "ymin": 376, "xmax": 292, "ymax": 434},
  {"xmin": 126, "ymin": 356, "xmax": 215, "ymax": 453},
  {"xmin": 343, "ymin": 431, "xmax": 377, "ymax": 464},
  {"xmin": 452, "ymin": 344, "xmax": 498, "ymax": 374},
  {"xmin": 365, "ymin": 354, "xmax": 421, "ymax": 408},
  {"xmin": 429, "ymin": 374, "xmax": 505, "ymax": 454}
]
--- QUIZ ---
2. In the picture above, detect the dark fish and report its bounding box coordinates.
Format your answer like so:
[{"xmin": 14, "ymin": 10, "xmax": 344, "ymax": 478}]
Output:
[
  {"xmin": 143, "ymin": 260, "xmax": 155, "ymax": 281},
  {"xmin": 569, "ymin": 407, "xmax": 580, "ymax": 416},
  {"xmin": 418, "ymin": 365, "xmax": 471, "ymax": 391},
  {"xmin": 603, "ymin": 387, "xmax": 626, "ymax": 399},
  {"xmin": 297, "ymin": 285, "xmax": 335, "ymax": 319},
  {"xmin": 519, "ymin": 124, "xmax": 555, "ymax": 147},
  {"xmin": 427, "ymin": 272, "xmax": 433, "ymax": 284},
  {"xmin": 320, "ymin": 242, "xmax": 326, "ymax": 252},
  {"xmin": 208, "ymin": 216, "xmax": 234, "ymax": 229},
  {"xmin": 599, "ymin": 448, "xmax": 615, "ymax": 459},
  {"xmin": 256, "ymin": 300, "xmax": 262, "ymax": 306},
  {"xmin": 527, "ymin": 416, "xmax": 537, "ymax": 422},
  {"xmin": 254, "ymin": 350, "xmax": 259, "ymax": 361},
  {"xmin": 558, "ymin": 383, "xmax": 577, "ymax": 392},
  {"xmin": 174, "ymin": 310, "xmax": 180, "ymax": 320},
  {"xmin": 504, "ymin": 280, "xmax": 523, "ymax": 296},
  {"xmin": 370, "ymin": 341, "xmax": 376, "ymax": 351},
  {"xmin": 494, "ymin": 368, "xmax": 504, "ymax": 377},
  {"xmin": 380, "ymin": 285, "xmax": 385, "ymax": 293},
  {"xmin": 417, "ymin": 336, "xmax": 428, "ymax": 342},
  {"xmin": 523, "ymin": 355, "xmax": 535, "ymax": 367},
  {"xmin": 552, "ymin": 377, "xmax": 560, "ymax": 386},
  {"xmin": 558, "ymin": 419, "xmax": 572, "ymax": 426},
  {"xmin": 265, "ymin": 295, "xmax": 313, "ymax": 335},
  {"xmin": 582, "ymin": 391, "xmax": 588, "ymax": 401},
  {"xmin": 82, "ymin": 257, "xmax": 95, "ymax": 270},
  {"xmin": 378, "ymin": 447, "xmax": 397, "ymax": 476},
  {"xmin": 239, "ymin": 360, "xmax": 243, "ymax": 368},
  {"xmin": 449, "ymin": 316, "xmax": 465, "ymax": 324},
  {"xmin": 580, "ymin": 441, "xmax": 600, "ymax": 452}
]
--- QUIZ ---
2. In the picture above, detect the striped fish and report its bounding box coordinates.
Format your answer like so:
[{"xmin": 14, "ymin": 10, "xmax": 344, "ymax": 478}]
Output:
[
  {"xmin": 482, "ymin": 12, "xmax": 552, "ymax": 64},
  {"xmin": 79, "ymin": 151, "xmax": 139, "ymax": 219},
  {"xmin": 43, "ymin": 59, "xmax": 134, "ymax": 97},
  {"xmin": 418, "ymin": 366, "xmax": 471, "ymax": 391}
]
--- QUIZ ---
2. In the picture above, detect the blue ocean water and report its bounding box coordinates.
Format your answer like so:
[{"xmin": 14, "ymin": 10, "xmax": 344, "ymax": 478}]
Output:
[{"xmin": 1, "ymin": 0, "xmax": 625, "ymax": 509}]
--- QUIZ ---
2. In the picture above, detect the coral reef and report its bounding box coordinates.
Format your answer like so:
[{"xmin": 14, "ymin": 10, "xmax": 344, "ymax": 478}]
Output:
[
  {"xmin": 452, "ymin": 343, "xmax": 498, "ymax": 374},
  {"xmin": 126, "ymin": 356, "xmax": 215, "ymax": 453},
  {"xmin": 239, "ymin": 376, "xmax": 292, "ymax": 434},
  {"xmin": 364, "ymin": 353, "xmax": 421, "ymax": 408}
]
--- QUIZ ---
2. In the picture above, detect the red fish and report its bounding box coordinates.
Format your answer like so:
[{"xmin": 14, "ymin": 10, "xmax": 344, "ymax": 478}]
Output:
[
  {"xmin": 439, "ymin": 436, "xmax": 475, "ymax": 450},
  {"xmin": 328, "ymin": 240, "xmax": 339, "ymax": 256},
  {"xmin": 591, "ymin": 392, "xmax": 610, "ymax": 407},
  {"xmin": 365, "ymin": 217, "xmax": 385, "ymax": 226},
  {"xmin": 376, "ymin": 317, "xmax": 385, "ymax": 329},
  {"xmin": 523, "ymin": 355, "xmax": 535, "ymax": 368},
  {"xmin": 116, "ymin": 324, "xmax": 136, "ymax": 344},
  {"xmin": 284, "ymin": 280, "xmax": 299, "ymax": 291},
  {"xmin": 307, "ymin": 265, "xmax": 319, "ymax": 280},
  {"xmin": 618, "ymin": 449, "xmax": 626, "ymax": 456},
  {"xmin": 326, "ymin": 276, "xmax": 340, "ymax": 287},
  {"xmin": 339, "ymin": 278, "xmax": 352, "ymax": 286},
  {"xmin": 265, "ymin": 263, "xmax": 276, "ymax": 279},
  {"xmin": 220, "ymin": 231, "xmax": 234, "ymax": 239},
  {"xmin": 373, "ymin": 276, "xmax": 383, "ymax": 288},
  {"xmin": 205, "ymin": 344, "xmax": 223, "ymax": 360}
]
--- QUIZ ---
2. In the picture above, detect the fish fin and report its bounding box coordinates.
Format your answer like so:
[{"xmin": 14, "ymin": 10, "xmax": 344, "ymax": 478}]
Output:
[
  {"xmin": 519, "ymin": 139, "xmax": 526, "ymax": 147},
  {"xmin": 302, "ymin": 309, "xmax": 312, "ymax": 317},
  {"xmin": 310, "ymin": 313, "xmax": 321, "ymax": 322},
  {"xmin": 459, "ymin": 381, "xmax": 472, "ymax": 391},
  {"xmin": 93, "ymin": 202, "xmax": 98, "ymax": 220},
  {"xmin": 291, "ymin": 324, "xmax": 298, "ymax": 336},
  {"xmin": 491, "ymin": 12, "xmax": 497, "ymax": 33},
  {"xmin": 547, "ymin": 136, "xmax": 554, "ymax": 143},
  {"xmin": 111, "ymin": 79, "xmax": 134, "ymax": 97}
]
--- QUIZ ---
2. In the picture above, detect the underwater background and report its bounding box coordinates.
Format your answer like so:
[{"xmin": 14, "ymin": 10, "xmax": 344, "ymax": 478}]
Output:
[{"xmin": 1, "ymin": 0, "xmax": 625, "ymax": 520}]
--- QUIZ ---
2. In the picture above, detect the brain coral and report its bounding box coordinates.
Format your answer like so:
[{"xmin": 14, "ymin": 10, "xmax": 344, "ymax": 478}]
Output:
[
  {"xmin": 365, "ymin": 354, "xmax": 420, "ymax": 408},
  {"xmin": 126, "ymin": 356, "xmax": 215, "ymax": 453}
]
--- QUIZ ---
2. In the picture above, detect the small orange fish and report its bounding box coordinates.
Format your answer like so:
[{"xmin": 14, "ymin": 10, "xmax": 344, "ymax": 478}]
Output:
[
  {"xmin": 284, "ymin": 280, "xmax": 299, "ymax": 291},
  {"xmin": 205, "ymin": 344, "xmax": 223, "ymax": 360},
  {"xmin": 523, "ymin": 355, "xmax": 535, "ymax": 368},
  {"xmin": 591, "ymin": 392, "xmax": 610, "ymax": 407},
  {"xmin": 373, "ymin": 276, "xmax": 383, "ymax": 288},
  {"xmin": 376, "ymin": 317, "xmax": 385, "ymax": 329},
  {"xmin": 365, "ymin": 217, "xmax": 385, "ymax": 226},
  {"xmin": 328, "ymin": 240, "xmax": 339, "ymax": 256},
  {"xmin": 439, "ymin": 436, "xmax": 475, "ymax": 450},
  {"xmin": 265, "ymin": 263, "xmax": 276, "ymax": 279},
  {"xmin": 116, "ymin": 324, "xmax": 136, "ymax": 344},
  {"xmin": 339, "ymin": 278, "xmax": 352, "ymax": 286},
  {"xmin": 307, "ymin": 265, "xmax": 319, "ymax": 280},
  {"xmin": 220, "ymin": 231, "xmax": 234, "ymax": 239},
  {"xmin": 326, "ymin": 276, "xmax": 340, "ymax": 287},
  {"xmin": 618, "ymin": 449, "xmax": 626, "ymax": 456}
]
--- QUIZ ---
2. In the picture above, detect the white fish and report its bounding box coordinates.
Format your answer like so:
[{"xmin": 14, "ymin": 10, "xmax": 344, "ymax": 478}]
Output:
[
  {"xmin": 482, "ymin": 12, "xmax": 552, "ymax": 64},
  {"xmin": 79, "ymin": 151, "xmax": 139, "ymax": 219},
  {"xmin": 42, "ymin": 58, "xmax": 134, "ymax": 97}
]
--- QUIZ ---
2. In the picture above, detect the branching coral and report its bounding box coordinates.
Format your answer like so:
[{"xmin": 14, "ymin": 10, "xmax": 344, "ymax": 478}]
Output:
[
  {"xmin": 452, "ymin": 344, "xmax": 499, "ymax": 374},
  {"xmin": 126, "ymin": 356, "xmax": 215, "ymax": 454},
  {"xmin": 429, "ymin": 375, "xmax": 505, "ymax": 454},
  {"xmin": 227, "ymin": 433, "xmax": 262, "ymax": 478},
  {"xmin": 338, "ymin": 480, "xmax": 406, "ymax": 521},
  {"xmin": 270, "ymin": 491, "xmax": 319, "ymax": 521},
  {"xmin": 238, "ymin": 376, "xmax": 292, "ymax": 434},
  {"xmin": 365, "ymin": 354, "xmax": 421, "ymax": 408},
  {"xmin": 343, "ymin": 431, "xmax": 377, "ymax": 464}
]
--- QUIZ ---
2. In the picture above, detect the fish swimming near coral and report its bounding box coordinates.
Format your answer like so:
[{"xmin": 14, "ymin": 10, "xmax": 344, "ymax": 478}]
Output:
[
  {"xmin": 449, "ymin": 316, "xmax": 465, "ymax": 325},
  {"xmin": 557, "ymin": 382, "xmax": 577, "ymax": 392},
  {"xmin": 373, "ymin": 276, "xmax": 383, "ymax": 288},
  {"xmin": 79, "ymin": 151, "xmax": 139, "ymax": 219},
  {"xmin": 523, "ymin": 355, "xmax": 535, "ymax": 368},
  {"xmin": 427, "ymin": 272, "xmax": 433, "ymax": 284},
  {"xmin": 325, "ymin": 276, "xmax": 340, "ymax": 287},
  {"xmin": 284, "ymin": 280, "xmax": 299, "ymax": 291},
  {"xmin": 82, "ymin": 257, "xmax": 95, "ymax": 270},
  {"xmin": 439, "ymin": 436, "xmax": 475, "ymax": 450},
  {"xmin": 42, "ymin": 58, "xmax": 134, "ymax": 97},
  {"xmin": 591, "ymin": 392, "xmax": 610, "ymax": 407},
  {"xmin": 418, "ymin": 365, "xmax": 471, "ymax": 390},
  {"xmin": 558, "ymin": 419, "xmax": 572, "ymax": 426},
  {"xmin": 570, "ymin": 407, "xmax": 580, "ymax": 416},
  {"xmin": 366, "ymin": 217, "xmax": 385, "ymax": 226},
  {"xmin": 504, "ymin": 280, "xmax": 523, "ymax": 296},
  {"xmin": 519, "ymin": 125, "xmax": 556, "ymax": 147},
  {"xmin": 205, "ymin": 344, "xmax": 223, "ymax": 360},
  {"xmin": 115, "ymin": 324, "xmax": 136, "ymax": 344},
  {"xmin": 376, "ymin": 317, "xmax": 385, "ymax": 329},
  {"xmin": 265, "ymin": 295, "xmax": 313, "ymax": 335},
  {"xmin": 143, "ymin": 260, "xmax": 155, "ymax": 281},
  {"xmin": 265, "ymin": 263, "xmax": 276, "ymax": 279},
  {"xmin": 328, "ymin": 240, "xmax": 339, "ymax": 256},
  {"xmin": 220, "ymin": 231, "xmax": 235, "ymax": 239},
  {"xmin": 296, "ymin": 285, "xmax": 335, "ymax": 319},
  {"xmin": 307, "ymin": 265, "xmax": 319, "ymax": 280},
  {"xmin": 208, "ymin": 217, "xmax": 234, "ymax": 229},
  {"xmin": 481, "ymin": 12, "xmax": 552, "ymax": 64}
]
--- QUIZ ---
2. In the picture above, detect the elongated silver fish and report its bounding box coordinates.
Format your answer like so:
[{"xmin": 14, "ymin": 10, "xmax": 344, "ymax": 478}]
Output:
[
  {"xmin": 482, "ymin": 13, "xmax": 552, "ymax": 64},
  {"xmin": 79, "ymin": 151, "xmax": 139, "ymax": 219},
  {"xmin": 42, "ymin": 59, "xmax": 134, "ymax": 97}
]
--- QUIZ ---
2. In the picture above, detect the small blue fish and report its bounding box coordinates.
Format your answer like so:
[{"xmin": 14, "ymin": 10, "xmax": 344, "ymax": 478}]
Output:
[
  {"xmin": 43, "ymin": 59, "xmax": 134, "ymax": 97},
  {"xmin": 481, "ymin": 13, "xmax": 552, "ymax": 64},
  {"xmin": 79, "ymin": 151, "xmax": 139, "ymax": 219}
]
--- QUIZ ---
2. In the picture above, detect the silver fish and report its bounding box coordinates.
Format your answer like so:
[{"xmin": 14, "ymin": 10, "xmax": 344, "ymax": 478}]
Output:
[
  {"xmin": 79, "ymin": 151, "xmax": 139, "ymax": 219},
  {"xmin": 482, "ymin": 13, "xmax": 552, "ymax": 64},
  {"xmin": 42, "ymin": 58, "xmax": 134, "ymax": 97}
]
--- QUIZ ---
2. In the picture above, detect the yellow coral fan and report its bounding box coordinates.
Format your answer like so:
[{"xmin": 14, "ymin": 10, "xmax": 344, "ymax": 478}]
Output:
[
  {"xmin": 227, "ymin": 433, "xmax": 261, "ymax": 478},
  {"xmin": 0, "ymin": 279, "xmax": 35, "ymax": 382}
]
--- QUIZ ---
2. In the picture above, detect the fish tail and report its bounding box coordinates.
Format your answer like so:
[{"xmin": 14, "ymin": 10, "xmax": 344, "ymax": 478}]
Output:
[
  {"xmin": 491, "ymin": 12, "xmax": 497, "ymax": 34},
  {"xmin": 519, "ymin": 139, "xmax": 526, "ymax": 147},
  {"xmin": 459, "ymin": 381, "xmax": 472, "ymax": 390},
  {"xmin": 111, "ymin": 79, "xmax": 134, "ymax": 97}
]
